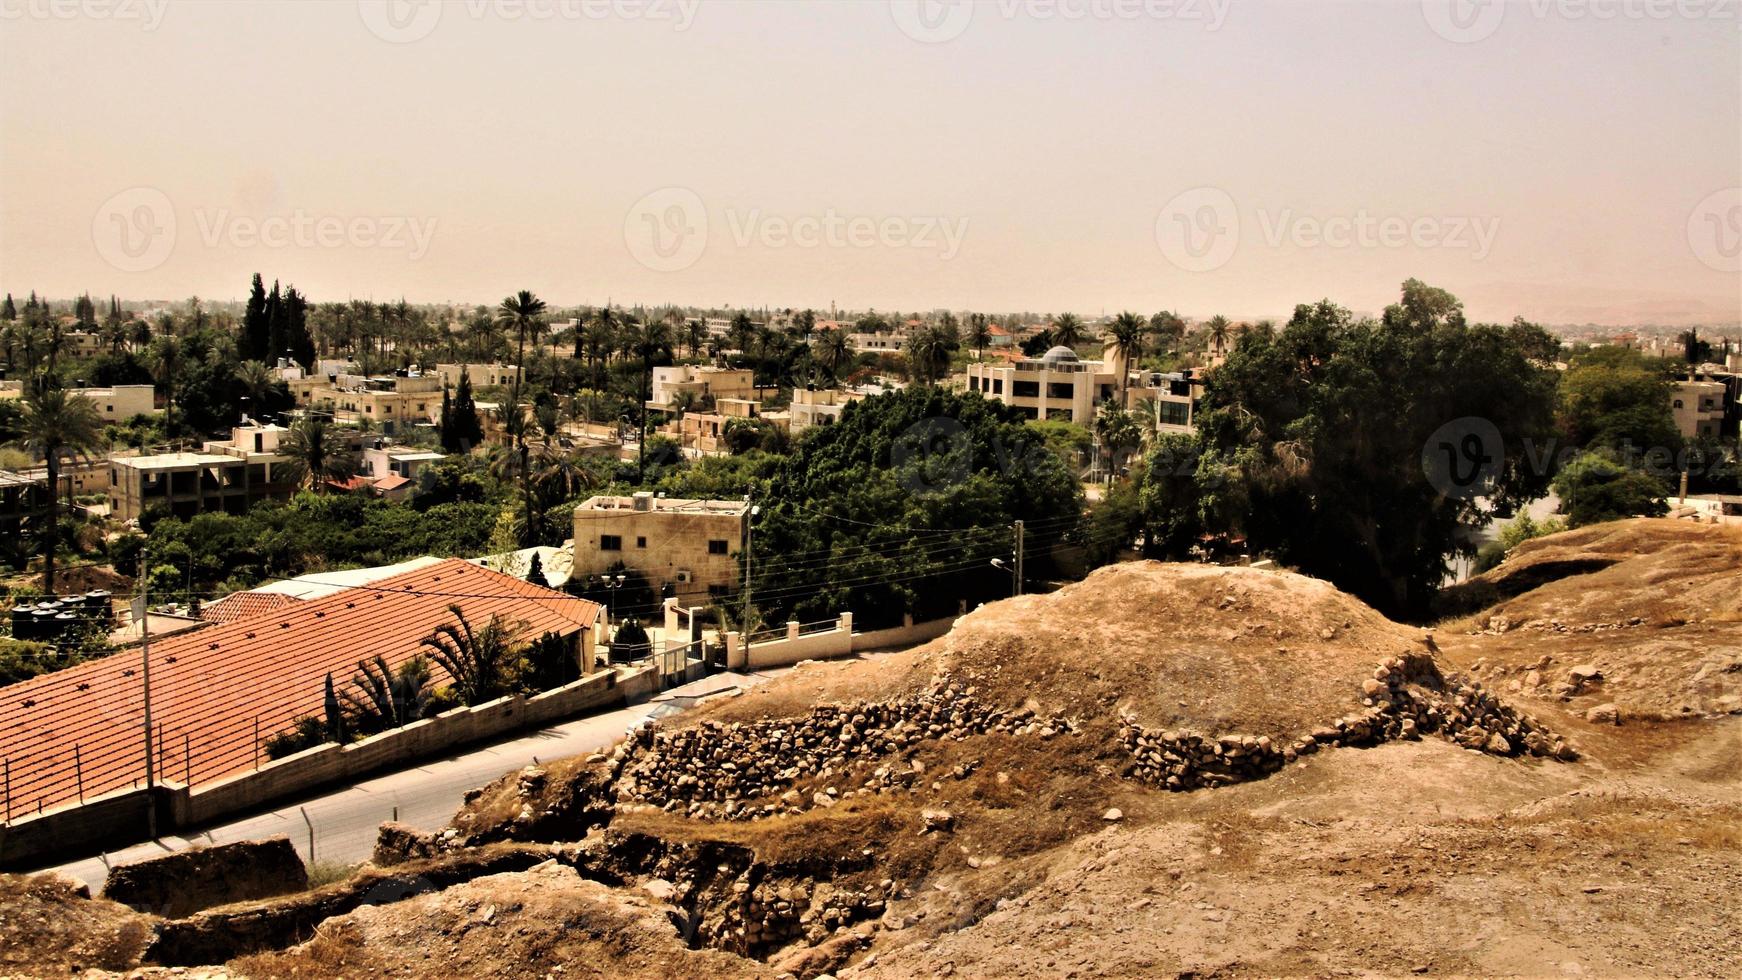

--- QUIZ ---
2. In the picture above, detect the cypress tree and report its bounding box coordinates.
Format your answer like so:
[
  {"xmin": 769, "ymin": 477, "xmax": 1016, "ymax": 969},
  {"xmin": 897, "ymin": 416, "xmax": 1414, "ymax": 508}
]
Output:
[
  {"xmin": 285, "ymin": 285, "xmax": 315, "ymax": 368},
  {"xmin": 266, "ymin": 280, "xmax": 288, "ymax": 363},
  {"xmin": 0, "ymin": 294, "xmax": 14, "ymax": 321},
  {"xmin": 452, "ymin": 367, "xmax": 484, "ymax": 448},
  {"xmin": 439, "ymin": 385, "xmax": 455, "ymax": 452},
  {"xmin": 525, "ymin": 552, "xmax": 546, "ymax": 587},
  {"xmin": 242, "ymin": 273, "xmax": 269, "ymax": 361}
]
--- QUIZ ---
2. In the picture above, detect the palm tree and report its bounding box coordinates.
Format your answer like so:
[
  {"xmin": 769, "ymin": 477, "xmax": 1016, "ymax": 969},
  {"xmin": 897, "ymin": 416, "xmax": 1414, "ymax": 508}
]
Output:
[
  {"xmin": 684, "ymin": 317, "xmax": 708, "ymax": 358},
  {"xmin": 905, "ymin": 325, "xmax": 957, "ymax": 385},
  {"xmin": 496, "ymin": 290, "xmax": 547, "ymax": 544},
  {"xmin": 419, "ymin": 604, "xmax": 523, "ymax": 706},
  {"xmin": 340, "ymin": 655, "xmax": 434, "ymax": 732},
  {"xmin": 279, "ymin": 418, "xmax": 359, "ymax": 492},
  {"xmin": 967, "ymin": 314, "xmax": 992, "ymax": 361},
  {"xmin": 726, "ymin": 312, "xmax": 755, "ymax": 356},
  {"xmin": 1105, "ymin": 311, "xmax": 1147, "ymax": 399},
  {"xmin": 1093, "ymin": 401, "xmax": 1142, "ymax": 484},
  {"xmin": 20, "ymin": 384, "xmax": 106, "ymax": 592},
  {"xmin": 1206, "ymin": 315, "xmax": 1232, "ymax": 356},
  {"xmin": 148, "ymin": 336, "xmax": 182, "ymax": 441},
  {"xmin": 233, "ymin": 360, "xmax": 279, "ymax": 423},
  {"xmin": 814, "ymin": 329, "xmax": 852, "ymax": 384},
  {"xmin": 1051, "ymin": 312, "xmax": 1085, "ymax": 351},
  {"xmin": 625, "ymin": 316, "xmax": 673, "ymax": 481}
]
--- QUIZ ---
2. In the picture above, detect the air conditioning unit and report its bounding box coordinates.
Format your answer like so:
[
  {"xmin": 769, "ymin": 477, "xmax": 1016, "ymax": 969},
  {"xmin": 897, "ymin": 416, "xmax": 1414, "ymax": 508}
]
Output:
[
  {"xmin": 675, "ymin": 570, "xmax": 693, "ymax": 584},
  {"xmin": 632, "ymin": 491, "xmax": 654, "ymax": 512}
]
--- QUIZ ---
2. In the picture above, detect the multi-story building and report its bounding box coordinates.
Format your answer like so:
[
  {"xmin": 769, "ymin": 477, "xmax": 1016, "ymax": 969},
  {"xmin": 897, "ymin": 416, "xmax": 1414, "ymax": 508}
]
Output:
[
  {"xmin": 0, "ymin": 382, "xmax": 156, "ymax": 420},
  {"xmin": 572, "ymin": 492, "xmax": 750, "ymax": 600},
  {"xmin": 1672, "ymin": 380, "xmax": 1726, "ymax": 440},
  {"xmin": 850, "ymin": 333, "xmax": 905, "ymax": 354},
  {"xmin": 964, "ymin": 346, "xmax": 1117, "ymax": 423},
  {"xmin": 433, "ymin": 362, "xmax": 522, "ymax": 389},
  {"xmin": 964, "ymin": 346, "xmax": 1204, "ymax": 430},
  {"xmin": 647, "ymin": 365, "xmax": 756, "ymax": 412},
  {"xmin": 677, "ymin": 398, "xmax": 766, "ymax": 454},
  {"xmin": 107, "ymin": 423, "xmax": 300, "ymax": 521},
  {"xmin": 360, "ymin": 437, "xmax": 445, "ymax": 483},
  {"xmin": 325, "ymin": 373, "xmax": 444, "ymax": 435},
  {"xmin": 789, "ymin": 386, "xmax": 865, "ymax": 435}
]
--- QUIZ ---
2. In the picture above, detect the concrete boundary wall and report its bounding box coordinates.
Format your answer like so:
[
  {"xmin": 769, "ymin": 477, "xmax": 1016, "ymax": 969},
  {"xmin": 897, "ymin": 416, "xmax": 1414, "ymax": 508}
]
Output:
[
  {"xmin": 726, "ymin": 614, "xmax": 957, "ymax": 671},
  {"xmin": 1, "ymin": 665, "xmax": 656, "ymax": 870}
]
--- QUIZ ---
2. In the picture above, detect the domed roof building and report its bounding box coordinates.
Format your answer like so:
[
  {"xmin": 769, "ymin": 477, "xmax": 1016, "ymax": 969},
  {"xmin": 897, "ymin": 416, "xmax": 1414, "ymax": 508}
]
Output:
[{"xmin": 1040, "ymin": 345, "xmax": 1080, "ymax": 365}]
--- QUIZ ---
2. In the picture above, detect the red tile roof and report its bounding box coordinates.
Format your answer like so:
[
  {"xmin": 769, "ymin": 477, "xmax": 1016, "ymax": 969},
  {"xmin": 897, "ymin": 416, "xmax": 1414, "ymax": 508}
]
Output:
[
  {"xmin": 199, "ymin": 591, "xmax": 303, "ymax": 625},
  {"xmin": 373, "ymin": 474, "xmax": 411, "ymax": 492},
  {"xmin": 0, "ymin": 559, "xmax": 602, "ymax": 816}
]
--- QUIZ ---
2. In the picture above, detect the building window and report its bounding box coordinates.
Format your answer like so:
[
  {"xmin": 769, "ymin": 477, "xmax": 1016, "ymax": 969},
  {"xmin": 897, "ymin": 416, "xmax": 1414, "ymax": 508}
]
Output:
[
  {"xmin": 708, "ymin": 584, "xmax": 732, "ymax": 598},
  {"xmin": 1673, "ymin": 399, "xmax": 1683, "ymax": 409},
  {"xmin": 636, "ymin": 536, "xmax": 647, "ymax": 548},
  {"xmin": 600, "ymin": 535, "xmax": 622, "ymax": 551},
  {"xmin": 708, "ymin": 539, "xmax": 729, "ymax": 555},
  {"xmin": 1013, "ymin": 380, "xmax": 1039, "ymax": 398},
  {"xmin": 1047, "ymin": 382, "xmax": 1074, "ymax": 399},
  {"xmin": 993, "ymin": 379, "xmax": 1003, "ymax": 395}
]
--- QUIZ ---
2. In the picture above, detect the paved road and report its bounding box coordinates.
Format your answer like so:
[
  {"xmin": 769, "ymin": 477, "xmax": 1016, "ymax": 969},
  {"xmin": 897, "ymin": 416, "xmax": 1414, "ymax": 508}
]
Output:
[{"xmin": 51, "ymin": 668, "xmax": 784, "ymax": 889}]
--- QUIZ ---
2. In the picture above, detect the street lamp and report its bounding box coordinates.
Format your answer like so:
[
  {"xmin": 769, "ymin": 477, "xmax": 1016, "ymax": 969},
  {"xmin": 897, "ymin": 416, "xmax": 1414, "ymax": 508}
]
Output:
[
  {"xmin": 990, "ymin": 557, "xmax": 1017, "ymax": 596},
  {"xmin": 603, "ymin": 573, "xmax": 627, "ymax": 626}
]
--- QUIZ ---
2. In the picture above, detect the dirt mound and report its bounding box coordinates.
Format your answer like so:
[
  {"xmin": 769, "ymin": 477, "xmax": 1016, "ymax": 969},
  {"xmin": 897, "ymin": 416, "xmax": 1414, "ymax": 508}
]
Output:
[
  {"xmin": 1440, "ymin": 519, "xmax": 1742, "ymax": 722},
  {"xmin": 232, "ymin": 859, "xmax": 761, "ymax": 979},
  {"xmin": 0, "ymin": 871, "xmax": 155, "ymax": 974},
  {"xmin": 102, "ymin": 836, "xmax": 307, "ymax": 918}
]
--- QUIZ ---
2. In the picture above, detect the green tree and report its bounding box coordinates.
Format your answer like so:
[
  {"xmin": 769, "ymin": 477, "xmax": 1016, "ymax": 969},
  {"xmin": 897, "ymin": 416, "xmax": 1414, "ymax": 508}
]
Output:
[
  {"xmin": 905, "ymin": 325, "xmax": 957, "ymax": 385},
  {"xmin": 1050, "ymin": 313, "xmax": 1085, "ymax": 350},
  {"xmin": 419, "ymin": 603, "xmax": 524, "ymax": 705},
  {"xmin": 242, "ymin": 273, "xmax": 269, "ymax": 362},
  {"xmin": 340, "ymin": 655, "xmax": 433, "ymax": 733},
  {"xmin": 279, "ymin": 418, "xmax": 359, "ymax": 491},
  {"xmin": 496, "ymin": 290, "xmax": 547, "ymax": 541},
  {"xmin": 1093, "ymin": 402, "xmax": 1143, "ymax": 482},
  {"xmin": 1104, "ymin": 311, "xmax": 1146, "ymax": 397},
  {"xmin": 1173, "ymin": 280, "xmax": 1558, "ymax": 617},
  {"xmin": 967, "ymin": 314, "xmax": 992, "ymax": 360},
  {"xmin": 814, "ymin": 329, "xmax": 852, "ymax": 384},
  {"xmin": 626, "ymin": 315, "xmax": 674, "ymax": 481},
  {"xmin": 19, "ymin": 383, "xmax": 106, "ymax": 592},
  {"xmin": 754, "ymin": 386, "xmax": 1081, "ymax": 627},
  {"xmin": 1552, "ymin": 451, "xmax": 1669, "ymax": 528},
  {"xmin": 1557, "ymin": 345, "xmax": 1680, "ymax": 453}
]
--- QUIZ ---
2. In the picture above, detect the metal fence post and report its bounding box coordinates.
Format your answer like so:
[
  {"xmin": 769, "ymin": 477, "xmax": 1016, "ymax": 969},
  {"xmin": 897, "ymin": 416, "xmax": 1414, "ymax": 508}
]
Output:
[
  {"xmin": 75, "ymin": 745, "xmax": 84, "ymax": 803},
  {"xmin": 301, "ymin": 807, "xmax": 314, "ymax": 865}
]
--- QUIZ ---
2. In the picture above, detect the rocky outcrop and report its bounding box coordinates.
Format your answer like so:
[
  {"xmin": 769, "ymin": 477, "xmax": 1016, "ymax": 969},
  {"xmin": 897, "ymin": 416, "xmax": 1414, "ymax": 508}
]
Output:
[
  {"xmin": 102, "ymin": 837, "xmax": 307, "ymax": 918},
  {"xmin": 1119, "ymin": 653, "xmax": 1576, "ymax": 791}
]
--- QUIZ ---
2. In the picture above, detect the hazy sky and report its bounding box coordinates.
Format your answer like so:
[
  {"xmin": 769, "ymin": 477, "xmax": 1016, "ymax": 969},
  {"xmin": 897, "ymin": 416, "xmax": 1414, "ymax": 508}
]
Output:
[{"xmin": 1, "ymin": 0, "xmax": 1738, "ymax": 325}]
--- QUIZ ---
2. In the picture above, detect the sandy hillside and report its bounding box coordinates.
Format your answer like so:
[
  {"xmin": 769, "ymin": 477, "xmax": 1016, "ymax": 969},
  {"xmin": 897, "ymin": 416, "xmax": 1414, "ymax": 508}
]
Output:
[{"xmin": 5, "ymin": 520, "xmax": 1738, "ymax": 979}]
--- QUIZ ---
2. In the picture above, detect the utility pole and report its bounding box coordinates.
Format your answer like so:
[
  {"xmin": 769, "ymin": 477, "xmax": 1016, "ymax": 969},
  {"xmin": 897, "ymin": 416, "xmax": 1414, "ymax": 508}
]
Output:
[
  {"xmin": 1014, "ymin": 520, "xmax": 1025, "ymax": 596},
  {"xmin": 140, "ymin": 547, "xmax": 156, "ymax": 841}
]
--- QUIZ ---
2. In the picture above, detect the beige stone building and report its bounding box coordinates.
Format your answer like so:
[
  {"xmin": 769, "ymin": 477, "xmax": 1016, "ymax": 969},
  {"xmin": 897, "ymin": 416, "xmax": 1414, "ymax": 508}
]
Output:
[
  {"xmin": 647, "ymin": 365, "xmax": 755, "ymax": 412},
  {"xmin": 1672, "ymin": 380, "xmax": 1725, "ymax": 440},
  {"xmin": 433, "ymin": 362, "xmax": 522, "ymax": 389},
  {"xmin": 0, "ymin": 382, "xmax": 156, "ymax": 420},
  {"xmin": 107, "ymin": 423, "xmax": 301, "ymax": 521},
  {"xmin": 572, "ymin": 493, "xmax": 749, "ymax": 601},
  {"xmin": 789, "ymin": 386, "xmax": 866, "ymax": 435},
  {"xmin": 677, "ymin": 398, "xmax": 767, "ymax": 454}
]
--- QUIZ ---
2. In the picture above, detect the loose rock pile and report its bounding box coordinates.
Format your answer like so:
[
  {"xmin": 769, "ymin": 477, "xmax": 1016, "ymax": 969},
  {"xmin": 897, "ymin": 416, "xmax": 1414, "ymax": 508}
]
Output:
[
  {"xmin": 703, "ymin": 878, "xmax": 892, "ymax": 956},
  {"xmin": 607, "ymin": 680, "xmax": 1077, "ymax": 821},
  {"xmin": 1120, "ymin": 652, "xmax": 1577, "ymax": 791}
]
